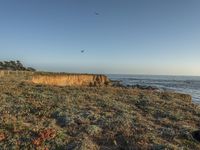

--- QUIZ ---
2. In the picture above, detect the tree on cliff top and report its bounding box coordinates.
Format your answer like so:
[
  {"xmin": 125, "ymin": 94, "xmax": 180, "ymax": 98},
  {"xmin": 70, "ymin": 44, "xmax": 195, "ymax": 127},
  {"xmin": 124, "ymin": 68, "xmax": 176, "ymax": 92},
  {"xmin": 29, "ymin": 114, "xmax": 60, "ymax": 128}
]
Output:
[{"xmin": 0, "ymin": 60, "xmax": 36, "ymax": 71}]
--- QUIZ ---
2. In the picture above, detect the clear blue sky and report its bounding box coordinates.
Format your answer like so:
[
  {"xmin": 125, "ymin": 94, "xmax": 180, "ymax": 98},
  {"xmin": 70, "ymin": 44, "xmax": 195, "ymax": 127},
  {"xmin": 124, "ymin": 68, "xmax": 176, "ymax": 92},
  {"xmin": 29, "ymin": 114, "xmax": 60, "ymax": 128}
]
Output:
[{"xmin": 0, "ymin": 0, "xmax": 200, "ymax": 75}]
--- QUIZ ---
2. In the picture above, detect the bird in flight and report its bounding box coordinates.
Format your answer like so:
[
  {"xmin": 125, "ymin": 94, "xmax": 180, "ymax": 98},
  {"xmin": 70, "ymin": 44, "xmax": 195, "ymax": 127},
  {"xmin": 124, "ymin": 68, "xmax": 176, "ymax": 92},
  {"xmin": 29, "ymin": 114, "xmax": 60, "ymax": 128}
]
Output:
[
  {"xmin": 81, "ymin": 50, "xmax": 85, "ymax": 53},
  {"xmin": 94, "ymin": 12, "xmax": 100, "ymax": 15}
]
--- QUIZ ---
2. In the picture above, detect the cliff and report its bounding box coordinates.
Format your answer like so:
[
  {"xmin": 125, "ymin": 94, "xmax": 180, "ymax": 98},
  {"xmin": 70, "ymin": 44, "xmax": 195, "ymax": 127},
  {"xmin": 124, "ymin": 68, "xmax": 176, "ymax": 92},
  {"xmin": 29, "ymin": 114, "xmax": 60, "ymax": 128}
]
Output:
[{"xmin": 31, "ymin": 74, "xmax": 110, "ymax": 86}]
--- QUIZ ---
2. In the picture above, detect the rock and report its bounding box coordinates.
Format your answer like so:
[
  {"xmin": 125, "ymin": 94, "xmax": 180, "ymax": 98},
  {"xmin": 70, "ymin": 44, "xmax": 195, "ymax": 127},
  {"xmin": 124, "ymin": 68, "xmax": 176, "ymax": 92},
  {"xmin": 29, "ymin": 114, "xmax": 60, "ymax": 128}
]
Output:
[
  {"xmin": 130, "ymin": 84, "xmax": 159, "ymax": 90},
  {"xmin": 110, "ymin": 81, "xmax": 159, "ymax": 90},
  {"xmin": 192, "ymin": 130, "xmax": 200, "ymax": 142},
  {"xmin": 111, "ymin": 80, "xmax": 125, "ymax": 87}
]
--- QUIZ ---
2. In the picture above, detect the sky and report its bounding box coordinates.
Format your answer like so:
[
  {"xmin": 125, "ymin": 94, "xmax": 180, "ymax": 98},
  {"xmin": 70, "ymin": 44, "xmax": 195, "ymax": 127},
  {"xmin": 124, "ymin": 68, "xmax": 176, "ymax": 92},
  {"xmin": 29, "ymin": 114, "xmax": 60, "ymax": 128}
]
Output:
[{"xmin": 0, "ymin": 0, "xmax": 200, "ymax": 76}]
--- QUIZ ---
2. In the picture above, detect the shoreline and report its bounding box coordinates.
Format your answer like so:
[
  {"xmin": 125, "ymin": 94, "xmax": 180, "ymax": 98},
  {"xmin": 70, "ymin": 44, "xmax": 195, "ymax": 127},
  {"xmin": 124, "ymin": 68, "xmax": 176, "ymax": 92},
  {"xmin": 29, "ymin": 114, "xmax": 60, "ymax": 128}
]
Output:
[{"xmin": 108, "ymin": 75, "xmax": 200, "ymax": 105}]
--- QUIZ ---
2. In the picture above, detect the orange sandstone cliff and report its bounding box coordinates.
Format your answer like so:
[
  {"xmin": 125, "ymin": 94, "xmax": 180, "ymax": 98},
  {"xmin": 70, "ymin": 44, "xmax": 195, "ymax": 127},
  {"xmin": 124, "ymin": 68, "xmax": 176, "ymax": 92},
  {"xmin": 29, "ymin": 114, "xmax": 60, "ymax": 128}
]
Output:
[{"xmin": 31, "ymin": 74, "xmax": 110, "ymax": 86}]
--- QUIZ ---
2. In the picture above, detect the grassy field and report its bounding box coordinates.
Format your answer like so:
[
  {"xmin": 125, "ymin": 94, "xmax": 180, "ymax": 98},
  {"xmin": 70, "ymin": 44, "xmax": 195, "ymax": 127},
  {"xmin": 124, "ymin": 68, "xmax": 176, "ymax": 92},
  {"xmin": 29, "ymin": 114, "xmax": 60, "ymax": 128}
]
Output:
[{"xmin": 0, "ymin": 75, "xmax": 200, "ymax": 149}]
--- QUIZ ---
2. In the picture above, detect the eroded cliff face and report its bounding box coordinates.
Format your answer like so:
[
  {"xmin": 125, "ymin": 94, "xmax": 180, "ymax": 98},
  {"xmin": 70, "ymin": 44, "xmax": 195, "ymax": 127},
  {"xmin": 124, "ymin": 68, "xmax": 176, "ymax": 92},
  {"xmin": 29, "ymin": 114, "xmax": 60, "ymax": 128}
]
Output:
[{"xmin": 31, "ymin": 74, "xmax": 110, "ymax": 86}]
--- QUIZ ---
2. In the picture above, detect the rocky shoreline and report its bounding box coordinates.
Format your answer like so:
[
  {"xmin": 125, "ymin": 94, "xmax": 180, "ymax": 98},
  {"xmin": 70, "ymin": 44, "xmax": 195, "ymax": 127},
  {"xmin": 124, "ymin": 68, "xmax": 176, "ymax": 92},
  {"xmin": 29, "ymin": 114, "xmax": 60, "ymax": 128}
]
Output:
[{"xmin": 111, "ymin": 79, "xmax": 159, "ymax": 90}]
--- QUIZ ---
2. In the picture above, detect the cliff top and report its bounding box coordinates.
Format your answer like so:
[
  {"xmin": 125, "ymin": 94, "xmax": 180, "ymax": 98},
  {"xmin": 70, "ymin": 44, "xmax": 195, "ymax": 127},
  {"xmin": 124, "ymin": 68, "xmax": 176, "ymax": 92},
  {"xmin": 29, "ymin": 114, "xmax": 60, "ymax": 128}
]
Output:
[{"xmin": 35, "ymin": 71, "xmax": 106, "ymax": 76}]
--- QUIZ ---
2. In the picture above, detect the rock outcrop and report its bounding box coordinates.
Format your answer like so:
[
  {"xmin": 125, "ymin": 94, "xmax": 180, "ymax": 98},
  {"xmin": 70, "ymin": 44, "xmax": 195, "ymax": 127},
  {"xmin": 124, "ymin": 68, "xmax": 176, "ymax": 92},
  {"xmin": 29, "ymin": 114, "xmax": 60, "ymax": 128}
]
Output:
[{"xmin": 31, "ymin": 74, "xmax": 110, "ymax": 86}]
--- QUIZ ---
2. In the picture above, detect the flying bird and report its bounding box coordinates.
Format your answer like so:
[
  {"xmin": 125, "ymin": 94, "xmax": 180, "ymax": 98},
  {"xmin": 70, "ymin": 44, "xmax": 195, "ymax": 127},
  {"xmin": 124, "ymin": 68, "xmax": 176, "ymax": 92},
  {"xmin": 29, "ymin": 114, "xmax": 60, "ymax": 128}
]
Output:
[
  {"xmin": 81, "ymin": 50, "xmax": 85, "ymax": 53},
  {"xmin": 94, "ymin": 12, "xmax": 100, "ymax": 15}
]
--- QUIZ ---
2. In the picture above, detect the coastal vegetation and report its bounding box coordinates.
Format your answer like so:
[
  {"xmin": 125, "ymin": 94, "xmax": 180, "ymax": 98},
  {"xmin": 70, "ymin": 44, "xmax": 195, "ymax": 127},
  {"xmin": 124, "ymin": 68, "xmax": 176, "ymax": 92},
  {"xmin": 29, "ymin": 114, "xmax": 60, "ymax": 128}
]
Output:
[
  {"xmin": 0, "ymin": 72, "xmax": 200, "ymax": 149},
  {"xmin": 0, "ymin": 60, "xmax": 36, "ymax": 71}
]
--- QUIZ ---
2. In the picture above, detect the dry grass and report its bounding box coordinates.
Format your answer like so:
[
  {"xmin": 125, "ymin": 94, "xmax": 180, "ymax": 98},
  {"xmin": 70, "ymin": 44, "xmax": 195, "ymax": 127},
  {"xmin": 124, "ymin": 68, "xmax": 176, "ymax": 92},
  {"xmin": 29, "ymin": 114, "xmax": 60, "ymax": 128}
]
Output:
[{"xmin": 0, "ymin": 75, "xmax": 200, "ymax": 149}]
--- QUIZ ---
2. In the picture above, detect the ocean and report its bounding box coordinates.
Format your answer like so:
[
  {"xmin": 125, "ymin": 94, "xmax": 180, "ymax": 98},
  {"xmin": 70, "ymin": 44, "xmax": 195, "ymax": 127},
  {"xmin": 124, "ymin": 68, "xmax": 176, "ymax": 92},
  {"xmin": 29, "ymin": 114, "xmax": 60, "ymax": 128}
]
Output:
[{"xmin": 108, "ymin": 74, "xmax": 200, "ymax": 104}]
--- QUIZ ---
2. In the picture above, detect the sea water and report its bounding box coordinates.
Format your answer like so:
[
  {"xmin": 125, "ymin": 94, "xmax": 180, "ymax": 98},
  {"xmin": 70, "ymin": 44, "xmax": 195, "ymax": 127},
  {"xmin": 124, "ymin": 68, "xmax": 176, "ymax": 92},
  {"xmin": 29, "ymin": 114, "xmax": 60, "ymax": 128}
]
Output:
[{"xmin": 108, "ymin": 74, "xmax": 200, "ymax": 104}]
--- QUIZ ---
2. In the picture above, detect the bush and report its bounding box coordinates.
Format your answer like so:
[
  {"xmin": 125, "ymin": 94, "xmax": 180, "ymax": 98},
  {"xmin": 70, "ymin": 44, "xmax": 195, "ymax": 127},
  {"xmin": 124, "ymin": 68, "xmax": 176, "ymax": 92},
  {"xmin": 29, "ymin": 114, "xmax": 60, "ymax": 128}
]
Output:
[{"xmin": 0, "ymin": 60, "xmax": 36, "ymax": 71}]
